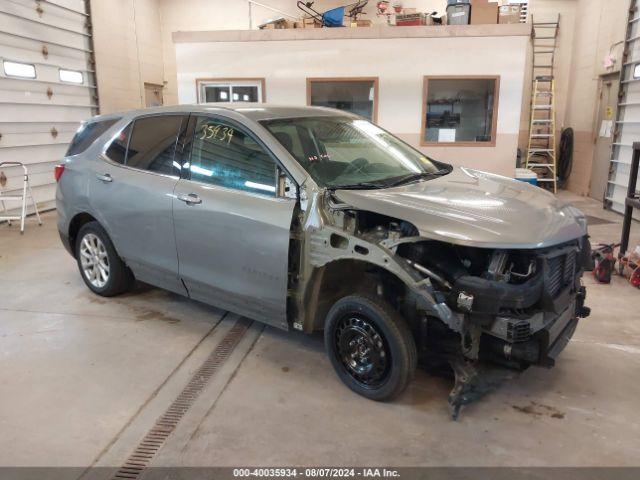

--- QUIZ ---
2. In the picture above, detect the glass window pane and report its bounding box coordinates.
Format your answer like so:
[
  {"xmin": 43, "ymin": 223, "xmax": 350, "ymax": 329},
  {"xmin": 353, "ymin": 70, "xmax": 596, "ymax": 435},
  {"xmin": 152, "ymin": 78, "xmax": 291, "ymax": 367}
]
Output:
[
  {"xmin": 231, "ymin": 86, "xmax": 259, "ymax": 102},
  {"xmin": 424, "ymin": 78, "xmax": 497, "ymax": 143},
  {"xmin": 262, "ymin": 116, "xmax": 445, "ymax": 189},
  {"xmin": 309, "ymin": 80, "xmax": 376, "ymax": 120},
  {"xmin": 3, "ymin": 60, "xmax": 36, "ymax": 78},
  {"xmin": 204, "ymin": 86, "xmax": 230, "ymax": 102},
  {"xmin": 105, "ymin": 124, "xmax": 131, "ymax": 164},
  {"xmin": 59, "ymin": 69, "xmax": 83, "ymax": 84},
  {"xmin": 262, "ymin": 123, "xmax": 305, "ymax": 160},
  {"xmin": 126, "ymin": 115, "xmax": 184, "ymax": 175},
  {"xmin": 189, "ymin": 117, "xmax": 276, "ymax": 196},
  {"xmin": 67, "ymin": 118, "xmax": 119, "ymax": 156}
]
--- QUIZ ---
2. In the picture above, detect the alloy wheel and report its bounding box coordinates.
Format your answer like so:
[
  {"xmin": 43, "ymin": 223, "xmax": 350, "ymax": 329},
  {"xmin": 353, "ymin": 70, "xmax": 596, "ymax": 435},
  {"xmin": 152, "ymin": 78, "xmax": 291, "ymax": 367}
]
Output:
[{"xmin": 79, "ymin": 233, "xmax": 110, "ymax": 289}]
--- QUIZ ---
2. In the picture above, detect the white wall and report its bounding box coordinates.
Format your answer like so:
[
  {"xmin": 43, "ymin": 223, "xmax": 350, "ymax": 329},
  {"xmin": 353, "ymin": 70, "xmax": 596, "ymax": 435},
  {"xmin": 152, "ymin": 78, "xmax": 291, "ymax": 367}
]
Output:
[
  {"xmin": 175, "ymin": 30, "xmax": 528, "ymax": 177},
  {"xmin": 159, "ymin": 0, "xmax": 456, "ymax": 105},
  {"xmin": 91, "ymin": 0, "xmax": 165, "ymax": 113},
  {"xmin": 517, "ymin": 0, "xmax": 629, "ymax": 196}
]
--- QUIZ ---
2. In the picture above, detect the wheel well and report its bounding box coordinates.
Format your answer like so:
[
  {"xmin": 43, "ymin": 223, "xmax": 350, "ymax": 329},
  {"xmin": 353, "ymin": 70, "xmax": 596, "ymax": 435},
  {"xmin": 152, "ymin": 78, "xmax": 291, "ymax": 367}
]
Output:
[
  {"xmin": 307, "ymin": 259, "xmax": 412, "ymax": 332},
  {"xmin": 68, "ymin": 212, "xmax": 97, "ymax": 256}
]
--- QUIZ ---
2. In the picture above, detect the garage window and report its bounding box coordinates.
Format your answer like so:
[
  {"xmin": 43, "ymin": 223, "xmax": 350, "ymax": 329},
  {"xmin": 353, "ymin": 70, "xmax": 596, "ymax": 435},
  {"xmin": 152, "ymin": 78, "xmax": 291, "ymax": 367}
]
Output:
[
  {"xmin": 196, "ymin": 79, "xmax": 264, "ymax": 104},
  {"xmin": 59, "ymin": 69, "xmax": 84, "ymax": 84},
  {"xmin": 188, "ymin": 117, "xmax": 276, "ymax": 196},
  {"xmin": 422, "ymin": 76, "xmax": 499, "ymax": 146},
  {"xmin": 3, "ymin": 60, "xmax": 36, "ymax": 79},
  {"xmin": 307, "ymin": 78, "xmax": 378, "ymax": 121}
]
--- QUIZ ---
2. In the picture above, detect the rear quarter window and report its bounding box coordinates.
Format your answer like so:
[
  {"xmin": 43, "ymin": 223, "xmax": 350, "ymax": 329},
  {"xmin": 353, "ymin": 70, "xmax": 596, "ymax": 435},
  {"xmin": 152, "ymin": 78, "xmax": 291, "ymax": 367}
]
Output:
[
  {"xmin": 105, "ymin": 123, "xmax": 132, "ymax": 165},
  {"xmin": 66, "ymin": 118, "xmax": 119, "ymax": 156}
]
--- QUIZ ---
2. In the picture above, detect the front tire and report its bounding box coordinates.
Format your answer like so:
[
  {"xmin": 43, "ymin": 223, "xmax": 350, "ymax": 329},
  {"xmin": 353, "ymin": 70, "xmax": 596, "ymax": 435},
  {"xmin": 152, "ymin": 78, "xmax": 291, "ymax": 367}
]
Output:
[
  {"xmin": 75, "ymin": 221, "xmax": 133, "ymax": 297},
  {"xmin": 324, "ymin": 294, "xmax": 417, "ymax": 401}
]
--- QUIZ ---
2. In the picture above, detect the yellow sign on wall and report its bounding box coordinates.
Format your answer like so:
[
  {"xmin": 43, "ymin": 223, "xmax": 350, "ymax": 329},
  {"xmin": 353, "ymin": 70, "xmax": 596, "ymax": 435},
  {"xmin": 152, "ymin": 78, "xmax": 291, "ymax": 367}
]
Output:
[{"xmin": 605, "ymin": 106, "xmax": 614, "ymax": 120}]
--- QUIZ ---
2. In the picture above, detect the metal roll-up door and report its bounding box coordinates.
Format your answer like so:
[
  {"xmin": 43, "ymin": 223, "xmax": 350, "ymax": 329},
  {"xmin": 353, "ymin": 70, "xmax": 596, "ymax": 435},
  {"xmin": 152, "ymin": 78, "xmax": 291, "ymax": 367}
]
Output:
[
  {"xmin": 0, "ymin": 0, "xmax": 98, "ymax": 214},
  {"xmin": 607, "ymin": 0, "xmax": 640, "ymax": 218}
]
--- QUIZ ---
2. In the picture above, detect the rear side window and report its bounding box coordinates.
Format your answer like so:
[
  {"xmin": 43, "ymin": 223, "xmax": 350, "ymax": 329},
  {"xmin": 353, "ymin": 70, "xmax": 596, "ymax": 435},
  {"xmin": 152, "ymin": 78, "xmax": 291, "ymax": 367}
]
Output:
[
  {"xmin": 126, "ymin": 115, "xmax": 184, "ymax": 176},
  {"xmin": 105, "ymin": 124, "xmax": 132, "ymax": 165},
  {"xmin": 66, "ymin": 118, "xmax": 119, "ymax": 156}
]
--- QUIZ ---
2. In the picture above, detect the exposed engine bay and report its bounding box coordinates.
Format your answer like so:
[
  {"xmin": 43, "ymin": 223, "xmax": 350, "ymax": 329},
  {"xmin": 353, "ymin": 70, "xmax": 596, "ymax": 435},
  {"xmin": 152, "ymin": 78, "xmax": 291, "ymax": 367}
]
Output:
[{"xmin": 294, "ymin": 192, "xmax": 592, "ymax": 419}]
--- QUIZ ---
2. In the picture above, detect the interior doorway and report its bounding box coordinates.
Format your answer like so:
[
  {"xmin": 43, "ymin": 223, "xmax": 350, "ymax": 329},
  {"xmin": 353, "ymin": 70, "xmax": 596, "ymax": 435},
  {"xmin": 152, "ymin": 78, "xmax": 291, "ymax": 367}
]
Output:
[{"xmin": 589, "ymin": 73, "xmax": 619, "ymax": 202}]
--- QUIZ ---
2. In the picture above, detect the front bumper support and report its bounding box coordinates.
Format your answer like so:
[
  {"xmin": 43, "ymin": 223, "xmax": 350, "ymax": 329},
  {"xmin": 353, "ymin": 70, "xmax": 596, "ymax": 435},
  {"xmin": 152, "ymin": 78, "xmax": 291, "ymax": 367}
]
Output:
[{"xmin": 448, "ymin": 288, "xmax": 586, "ymax": 419}]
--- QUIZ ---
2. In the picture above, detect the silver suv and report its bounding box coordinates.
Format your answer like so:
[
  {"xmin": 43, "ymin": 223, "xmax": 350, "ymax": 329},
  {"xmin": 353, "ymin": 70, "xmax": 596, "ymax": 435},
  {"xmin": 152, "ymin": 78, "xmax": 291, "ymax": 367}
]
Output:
[{"xmin": 56, "ymin": 105, "xmax": 591, "ymax": 418}]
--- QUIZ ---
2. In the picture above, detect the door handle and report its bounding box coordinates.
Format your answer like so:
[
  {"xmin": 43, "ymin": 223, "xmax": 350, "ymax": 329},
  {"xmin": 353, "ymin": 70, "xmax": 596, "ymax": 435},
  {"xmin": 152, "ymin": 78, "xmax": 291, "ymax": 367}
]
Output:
[
  {"xmin": 176, "ymin": 193, "xmax": 202, "ymax": 205},
  {"xmin": 96, "ymin": 173, "xmax": 112, "ymax": 183}
]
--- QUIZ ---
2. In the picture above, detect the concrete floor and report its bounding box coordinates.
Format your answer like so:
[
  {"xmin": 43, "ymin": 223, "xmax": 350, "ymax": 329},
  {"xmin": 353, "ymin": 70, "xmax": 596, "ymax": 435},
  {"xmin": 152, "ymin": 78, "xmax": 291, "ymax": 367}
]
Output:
[{"xmin": 1, "ymin": 192, "xmax": 639, "ymax": 472}]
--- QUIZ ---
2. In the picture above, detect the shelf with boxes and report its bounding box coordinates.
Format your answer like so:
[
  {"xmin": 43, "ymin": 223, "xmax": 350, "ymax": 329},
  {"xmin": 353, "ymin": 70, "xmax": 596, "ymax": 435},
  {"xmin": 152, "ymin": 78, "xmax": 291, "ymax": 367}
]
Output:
[
  {"xmin": 257, "ymin": 0, "xmax": 524, "ymax": 30},
  {"xmin": 447, "ymin": 0, "xmax": 524, "ymax": 26}
]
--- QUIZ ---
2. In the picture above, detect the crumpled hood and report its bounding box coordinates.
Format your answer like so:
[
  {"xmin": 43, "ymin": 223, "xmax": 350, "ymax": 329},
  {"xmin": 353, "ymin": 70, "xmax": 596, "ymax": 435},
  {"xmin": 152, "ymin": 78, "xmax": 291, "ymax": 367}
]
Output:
[{"xmin": 334, "ymin": 167, "xmax": 587, "ymax": 249}]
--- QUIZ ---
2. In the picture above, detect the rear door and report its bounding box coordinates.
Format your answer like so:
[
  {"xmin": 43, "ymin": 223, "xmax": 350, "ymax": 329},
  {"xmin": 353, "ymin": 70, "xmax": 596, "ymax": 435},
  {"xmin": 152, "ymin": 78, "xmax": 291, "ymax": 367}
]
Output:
[
  {"xmin": 90, "ymin": 113, "xmax": 188, "ymax": 294},
  {"xmin": 173, "ymin": 115, "xmax": 296, "ymax": 328}
]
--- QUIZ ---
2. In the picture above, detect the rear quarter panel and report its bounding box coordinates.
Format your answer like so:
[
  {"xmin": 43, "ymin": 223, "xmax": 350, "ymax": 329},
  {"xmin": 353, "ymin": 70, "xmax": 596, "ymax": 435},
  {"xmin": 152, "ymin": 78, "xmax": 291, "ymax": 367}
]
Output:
[{"xmin": 56, "ymin": 119, "xmax": 129, "ymax": 252}]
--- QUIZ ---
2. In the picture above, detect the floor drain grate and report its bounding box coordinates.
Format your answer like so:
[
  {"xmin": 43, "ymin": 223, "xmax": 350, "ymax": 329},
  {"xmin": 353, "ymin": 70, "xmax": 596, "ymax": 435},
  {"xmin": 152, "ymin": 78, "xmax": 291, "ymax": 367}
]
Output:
[{"xmin": 111, "ymin": 318, "xmax": 251, "ymax": 480}]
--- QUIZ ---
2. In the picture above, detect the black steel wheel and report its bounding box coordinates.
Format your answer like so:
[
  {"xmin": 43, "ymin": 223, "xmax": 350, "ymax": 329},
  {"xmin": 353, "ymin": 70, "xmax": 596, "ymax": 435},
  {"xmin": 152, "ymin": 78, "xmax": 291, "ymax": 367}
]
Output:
[
  {"xmin": 325, "ymin": 294, "xmax": 417, "ymax": 401},
  {"xmin": 335, "ymin": 315, "xmax": 390, "ymax": 388}
]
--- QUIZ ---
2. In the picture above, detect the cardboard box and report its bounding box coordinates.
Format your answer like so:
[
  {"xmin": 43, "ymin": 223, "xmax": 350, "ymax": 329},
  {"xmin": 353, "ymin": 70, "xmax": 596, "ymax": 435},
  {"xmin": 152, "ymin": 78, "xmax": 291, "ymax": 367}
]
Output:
[
  {"xmin": 498, "ymin": 5, "xmax": 521, "ymax": 24},
  {"xmin": 396, "ymin": 13, "xmax": 427, "ymax": 26},
  {"xmin": 350, "ymin": 19, "xmax": 372, "ymax": 27},
  {"xmin": 303, "ymin": 16, "xmax": 322, "ymax": 28},
  {"xmin": 259, "ymin": 18, "xmax": 291, "ymax": 29},
  {"xmin": 470, "ymin": 0, "xmax": 498, "ymax": 24}
]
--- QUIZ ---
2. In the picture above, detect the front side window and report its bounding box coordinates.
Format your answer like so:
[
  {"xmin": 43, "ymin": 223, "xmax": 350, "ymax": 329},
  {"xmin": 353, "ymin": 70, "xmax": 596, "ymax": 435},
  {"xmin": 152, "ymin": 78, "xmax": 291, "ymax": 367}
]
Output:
[
  {"xmin": 125, "ymin": 115, "xmax": 184, "ymax": 175},
  {"xmin": 188, "ymin": 117, "xmax": 277, "ymax": 196},
  {"xmin": 422, "ymin": 76, "xmax": 499, "ymax": 145},
  {"xmin": 197, "ymin": 79, "xmax": 264, "ymax": 104},
  {"xmin": 262, "ymin": 116, "xmax": 450, "ymax": 189},
  {"xmin": 308, "ymin": 78, "xmax": 378, "ymax": 121}
]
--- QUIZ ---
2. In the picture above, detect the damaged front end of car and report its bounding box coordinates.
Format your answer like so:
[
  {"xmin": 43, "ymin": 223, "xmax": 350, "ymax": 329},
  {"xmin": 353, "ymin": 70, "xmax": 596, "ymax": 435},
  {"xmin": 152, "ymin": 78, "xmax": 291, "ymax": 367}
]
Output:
[
  {"xmin": 293, "ymin": 188, "xmax": 592, "ymax": 419},
  {"xmin": 391, "ymin": 233, "xmax": 592, "ymax": 418}
]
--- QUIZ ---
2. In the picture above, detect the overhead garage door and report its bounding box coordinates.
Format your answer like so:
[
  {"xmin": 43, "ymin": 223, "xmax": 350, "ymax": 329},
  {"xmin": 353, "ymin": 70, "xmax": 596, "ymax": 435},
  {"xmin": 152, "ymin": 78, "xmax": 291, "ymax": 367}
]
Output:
[
  {"xmin": 0, "ymin": 0, "xmax": 97, "ymax": 214},
  {"xmin": 607, "ymin": 0, "xmax": 640, "ymax": 218}
]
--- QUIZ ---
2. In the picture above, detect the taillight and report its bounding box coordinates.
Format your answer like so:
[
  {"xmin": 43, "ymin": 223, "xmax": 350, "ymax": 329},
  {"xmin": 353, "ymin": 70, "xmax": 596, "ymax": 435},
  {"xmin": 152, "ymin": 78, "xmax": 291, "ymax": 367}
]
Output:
[{"xmin": 54, "ymin": 164, "xmax": 65, "ymax": 182}]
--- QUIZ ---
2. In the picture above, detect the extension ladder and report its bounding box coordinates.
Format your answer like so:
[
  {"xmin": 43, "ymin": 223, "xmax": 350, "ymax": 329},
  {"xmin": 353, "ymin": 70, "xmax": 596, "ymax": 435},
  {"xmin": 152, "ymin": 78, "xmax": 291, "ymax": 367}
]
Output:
[
  {"xmin": 526, "ymin": 76, "xmax": 557, "ymax": 193},
  {"xmin": 526, "ymin": 14, "xmax": 560, "ymax": 193},
  {"xmin": 0, "ymin": 162, "xmax": 42, "ymax": 234}
]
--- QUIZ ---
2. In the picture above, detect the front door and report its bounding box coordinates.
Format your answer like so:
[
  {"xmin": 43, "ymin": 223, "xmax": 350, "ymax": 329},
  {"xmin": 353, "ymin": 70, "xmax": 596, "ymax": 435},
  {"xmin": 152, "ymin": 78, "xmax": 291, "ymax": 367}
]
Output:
[
  {"xmin": 589, "ymin": 73, "xmax": 619, "ymax": 201},
  {"xmin": 90, "ymin": 114, "xmax": 187, "ymax": 294},
  {"xmin": 173, "ymin": 115, "xmax": 296, "ymax": 328}
]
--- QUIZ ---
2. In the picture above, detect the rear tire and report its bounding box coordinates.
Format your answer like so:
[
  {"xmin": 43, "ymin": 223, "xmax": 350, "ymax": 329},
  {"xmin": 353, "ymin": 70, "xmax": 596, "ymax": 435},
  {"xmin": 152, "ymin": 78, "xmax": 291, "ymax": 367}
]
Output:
[
  {"xmin": 75, "ymin": 221, "xmax": 133, "ymax": 297},
  {"xmin": 324, "ymin": 294, "xmax": 417, "ymax": 401}
]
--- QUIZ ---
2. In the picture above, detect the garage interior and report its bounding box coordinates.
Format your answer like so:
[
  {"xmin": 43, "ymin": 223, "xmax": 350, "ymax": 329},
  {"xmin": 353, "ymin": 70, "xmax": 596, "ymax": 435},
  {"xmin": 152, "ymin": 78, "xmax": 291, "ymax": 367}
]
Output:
[{"xmin": 1, "ymin": 0, "xmax": 639, "ymax": 476}]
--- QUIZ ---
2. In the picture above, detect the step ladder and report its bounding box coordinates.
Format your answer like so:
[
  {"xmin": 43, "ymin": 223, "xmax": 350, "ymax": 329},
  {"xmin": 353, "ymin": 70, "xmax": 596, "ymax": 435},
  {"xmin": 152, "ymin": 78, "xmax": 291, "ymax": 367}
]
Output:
[
  {"xmin": 526, "ymin": 15, "xmax": 560, "ymax": 193},
  {"xmin": 0, "ymin": 162, "xmax": 42, "ymax": 234}
]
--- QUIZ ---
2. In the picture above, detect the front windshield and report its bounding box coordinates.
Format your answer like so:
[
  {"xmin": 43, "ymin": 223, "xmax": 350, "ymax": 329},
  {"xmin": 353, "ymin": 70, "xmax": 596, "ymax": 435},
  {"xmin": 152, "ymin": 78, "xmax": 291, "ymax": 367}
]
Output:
[{"xmin": 260, "ymin": 116, "xmax": 451, "ymax": 189}]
